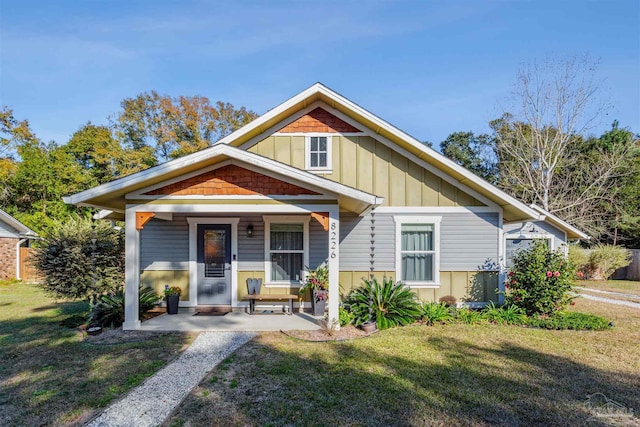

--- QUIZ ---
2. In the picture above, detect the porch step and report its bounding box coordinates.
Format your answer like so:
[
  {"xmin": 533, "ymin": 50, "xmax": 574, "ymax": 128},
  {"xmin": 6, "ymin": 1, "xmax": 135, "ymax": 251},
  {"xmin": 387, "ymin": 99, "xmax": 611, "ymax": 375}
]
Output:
[{"xmin": 195, "ymin": 306, "xmax": 232, "ymax": 314}]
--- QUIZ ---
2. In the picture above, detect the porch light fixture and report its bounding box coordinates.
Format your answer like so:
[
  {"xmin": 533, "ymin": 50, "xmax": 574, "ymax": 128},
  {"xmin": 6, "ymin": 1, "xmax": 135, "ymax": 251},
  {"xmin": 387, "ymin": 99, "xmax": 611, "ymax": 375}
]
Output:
[{"xmin": 246, "ymin": 224, "xmax": 254, "ymax": 238}]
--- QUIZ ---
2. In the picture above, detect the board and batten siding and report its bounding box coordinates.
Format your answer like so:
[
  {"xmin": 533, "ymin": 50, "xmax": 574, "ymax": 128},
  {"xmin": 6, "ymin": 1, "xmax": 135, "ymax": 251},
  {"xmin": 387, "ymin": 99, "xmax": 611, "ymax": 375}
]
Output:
[
  {"xmin": 339, "ymin": 211, "xmax": 500, "ymax": 272},
  {"xmin": 249, "ymin": 135, "xmax": 485, "ymax": 207}
]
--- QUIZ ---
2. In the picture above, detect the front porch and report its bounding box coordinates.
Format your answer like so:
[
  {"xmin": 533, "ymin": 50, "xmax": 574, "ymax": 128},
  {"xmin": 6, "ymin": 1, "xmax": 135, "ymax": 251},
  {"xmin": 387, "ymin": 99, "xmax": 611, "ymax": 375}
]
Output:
[{"xmin": 139, "ymin": 309, "xmax": 322, "ymax": 332}]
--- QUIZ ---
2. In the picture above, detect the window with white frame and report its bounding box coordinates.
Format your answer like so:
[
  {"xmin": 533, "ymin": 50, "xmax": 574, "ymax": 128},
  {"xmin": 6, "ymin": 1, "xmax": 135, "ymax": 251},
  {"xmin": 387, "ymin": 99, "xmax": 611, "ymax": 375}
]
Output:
[
  {"xmin": 395, "ymin": 216, "xmax": 441, "ymax": 285},
  {"xmin": 305, "ymin": 136, "xmax": 332, "ymax": 171},
  {"xmin": 264, "ymin": 216, "xmax": 309, "ymax": 285},
  {"xmin": 505, "ymin": 237, "xmax": 551, "ymax": 268}
]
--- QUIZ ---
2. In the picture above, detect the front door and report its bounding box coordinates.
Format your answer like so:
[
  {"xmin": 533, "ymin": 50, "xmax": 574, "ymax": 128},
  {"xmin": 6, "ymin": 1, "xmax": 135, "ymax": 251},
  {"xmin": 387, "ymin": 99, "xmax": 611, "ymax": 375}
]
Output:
[{"xmin": 197, "ymin": 224, "xmax": 232, "ymax": 305}]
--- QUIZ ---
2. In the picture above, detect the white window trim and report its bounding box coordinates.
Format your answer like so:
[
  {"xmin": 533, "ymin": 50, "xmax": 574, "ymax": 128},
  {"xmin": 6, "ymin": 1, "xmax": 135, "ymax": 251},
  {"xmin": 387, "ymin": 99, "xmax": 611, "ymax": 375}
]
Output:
[
  {"xmin": 394, "ymin": 215, "xmax": 441, "ymax": 287},
  {"xmin": 305, "ymin": 134, "xmax": 333, "ymax": 173},
  {"xmin": 505, "ymin": 231, "xmax": 556, "ymax": 269},
  {"xmin": 263, "ymin": 215, "xmax": 310, "ymax": 287}
]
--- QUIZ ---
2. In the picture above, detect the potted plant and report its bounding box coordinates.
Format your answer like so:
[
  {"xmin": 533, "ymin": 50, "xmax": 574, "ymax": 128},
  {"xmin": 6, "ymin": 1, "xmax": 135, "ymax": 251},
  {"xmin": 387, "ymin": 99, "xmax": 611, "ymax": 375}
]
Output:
[
  {"xmin": 164, "ymin": 285, "xmax": 181, "ymax": 315},
  {"xmin": 299, "ymin": 265, "xmax": 328, "ymax": 316}
]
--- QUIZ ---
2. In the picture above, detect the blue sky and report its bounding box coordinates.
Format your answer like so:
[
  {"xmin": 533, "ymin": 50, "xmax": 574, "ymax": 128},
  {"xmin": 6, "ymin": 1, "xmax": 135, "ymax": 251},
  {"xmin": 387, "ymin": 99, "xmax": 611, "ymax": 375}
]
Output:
[{"xmin": 1, "ymin": 0, "xmax": 639, "ymax": 146}]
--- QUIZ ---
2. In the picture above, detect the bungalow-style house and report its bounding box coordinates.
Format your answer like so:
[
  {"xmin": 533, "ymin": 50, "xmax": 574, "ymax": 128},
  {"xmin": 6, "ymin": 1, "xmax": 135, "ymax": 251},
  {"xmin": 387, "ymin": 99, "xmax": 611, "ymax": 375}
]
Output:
[
  {"xmin": 64, "ymin": 83, "xmax": 585, "ymax": 330},
  {"xmin": 0, "ymin": 209, "xmax": 38, "ymax": 281}
]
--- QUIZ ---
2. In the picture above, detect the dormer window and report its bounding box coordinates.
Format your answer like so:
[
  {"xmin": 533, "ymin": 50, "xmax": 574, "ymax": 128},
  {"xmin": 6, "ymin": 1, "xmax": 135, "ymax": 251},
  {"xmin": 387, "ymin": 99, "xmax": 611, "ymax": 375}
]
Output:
[{"xmin": 305, "ymin": 135, "xmax": 332, "ymax": 172}]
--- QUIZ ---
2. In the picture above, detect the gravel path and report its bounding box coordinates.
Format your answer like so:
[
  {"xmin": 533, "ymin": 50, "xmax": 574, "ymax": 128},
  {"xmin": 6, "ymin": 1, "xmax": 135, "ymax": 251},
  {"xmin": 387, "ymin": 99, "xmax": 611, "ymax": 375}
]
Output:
[
  {"xmin": 579, "ymin": 293, "xmax": 640, "ymax": 309},
  {"xmin": 575, "ymin": 287, "xmax": 640, "ymax": 300},
  {"xmin": 87, "ymin": 331, "xmax": 255, "ymax": 427}
]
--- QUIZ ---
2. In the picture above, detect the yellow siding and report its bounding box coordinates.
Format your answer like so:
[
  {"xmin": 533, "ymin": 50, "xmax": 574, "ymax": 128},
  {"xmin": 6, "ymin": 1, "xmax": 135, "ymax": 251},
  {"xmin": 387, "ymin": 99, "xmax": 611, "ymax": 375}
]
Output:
[
  {"xmin": 338, "ymin": 270, "xmax": 499, "ymax": 303},
  {"xmin": 252, "ymin": 135, "xmax": 484, "ymax": 207},
  {"xmin": 140, "ymin": 270, "xmax": 190, "ymax": 301}
]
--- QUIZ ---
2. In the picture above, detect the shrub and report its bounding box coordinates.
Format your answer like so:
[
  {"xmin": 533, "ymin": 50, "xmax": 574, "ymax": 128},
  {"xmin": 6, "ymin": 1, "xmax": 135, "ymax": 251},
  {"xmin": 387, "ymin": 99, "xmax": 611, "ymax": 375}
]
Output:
[
  {"xmin": 453, "ymin": 307, "xmax": 485, "ymax": 325},
  {"xmin": 32, "ymin": 217, "xmax": 124, "ymax": 301},
  {"xmin": 438, "ymin": 295, "xmax": 457, "ymax": 307},
  {"xmin": 482, "ymin": 303, "xmax": 527, "ymax": 325},
  {"xmin": 568, "ymin": 245, "xmax": 589, "ymax": 278},
  {"xmin": 422, "ymin": 302, "xmax": 453, "ymax": 325},
  {"xmin": 587, "ymin": 245, "xmax": 631, "ymax": 280},
  {"xmin": 527, "ymin": 311, "xmax": 611, "ymax": 331},
  {"xmin": 91, "ymin": 286, "xmax": 162, "ymax": 327},
  {"xmin": 505, "ymin": 240, "xmax": 575, "ymax": 316},
  {"xmin": 338, "ymin": 305, "xmax": 354, "ymax": 326},
  {"xmin": 344, "ymin": 277, "xmax": 421, "ymax": 330}
]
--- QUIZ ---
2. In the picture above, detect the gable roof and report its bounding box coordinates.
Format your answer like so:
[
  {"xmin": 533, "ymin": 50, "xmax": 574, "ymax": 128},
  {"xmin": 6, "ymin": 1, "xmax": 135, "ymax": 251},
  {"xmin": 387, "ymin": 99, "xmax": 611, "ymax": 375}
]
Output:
[
  {"xmin": 64, "ymin": 83, "xmax": 542, "ymax": 222},
  {"xmin": 0, "ymin": 209, "xmax": 37, "ymax": 238},
  {"xmin": 213, "ymin": 83, "xmax": 540, "ymax": 222},
  {"xmin": 63, "ymin": 144, "xmax": 381, "ymax": 215},
  {"xmin": 530, "ymin": 205, "xmax": 589, "ymax": 240}
]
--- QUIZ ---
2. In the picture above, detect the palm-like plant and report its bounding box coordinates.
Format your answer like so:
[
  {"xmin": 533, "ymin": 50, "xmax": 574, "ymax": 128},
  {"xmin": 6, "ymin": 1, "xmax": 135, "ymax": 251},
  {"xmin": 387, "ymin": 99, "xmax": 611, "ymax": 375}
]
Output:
[
  {"xmin": 344, "ymin": 277, "xmax": 421, "ymax": 330},
  {"xmin": 422, "ymin": 302, "xmax": 454, "ymax": 325},
  {"xmin": 91, "ymin": 286, "xmax": 162, "ymax": 327}
]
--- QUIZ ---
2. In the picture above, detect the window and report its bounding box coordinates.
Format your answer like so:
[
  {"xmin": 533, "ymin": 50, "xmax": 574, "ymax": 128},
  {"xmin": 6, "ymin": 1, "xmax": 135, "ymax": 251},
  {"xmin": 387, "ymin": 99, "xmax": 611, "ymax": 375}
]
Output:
[
  {"xmin": 505, "ymin": 238, "xmax": 551, "ymax": 268},
  {"xmin": 394, "ymin": 216, "xmax": 441, "ymax": 286},
  {"xmin": 305, "ymin": 135, "xmax": 332, "ymax": 171},
  {"xmin": 264, "ymin": 216, "xmax": 310, "ymax": 285}
]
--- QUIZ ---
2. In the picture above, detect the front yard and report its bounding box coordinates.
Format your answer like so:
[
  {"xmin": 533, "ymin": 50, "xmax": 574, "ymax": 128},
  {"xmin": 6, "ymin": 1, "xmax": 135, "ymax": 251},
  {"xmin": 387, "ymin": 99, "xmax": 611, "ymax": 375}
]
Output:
[
  {"xmin": 577, "ymin": 279, "xmax": 640, "ymax": 296},
  {"xmin": 0, "ymin": 281, "xmax": 193, "ymax": 426},
  {"xmin": 168, "ymin": 297, "xmax": 640, "ymax": 426}
]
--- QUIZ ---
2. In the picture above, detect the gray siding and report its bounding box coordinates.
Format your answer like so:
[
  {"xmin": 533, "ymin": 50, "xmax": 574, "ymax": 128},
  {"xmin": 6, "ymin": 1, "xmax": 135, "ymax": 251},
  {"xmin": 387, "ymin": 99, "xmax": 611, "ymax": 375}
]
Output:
[
  {"xmin": 441, "ymin": 212, "xmax": 499, "ymax": 270},
  {"xmin": 140, "ymin": 214, "xmax": 325, "ymax": 272},
  {"xmin": 238, "ymin": 215, "xmax": 264, "ymax": 271},
  {"xmin": 339, "ymin": 211, "xmax": 500, "ymax": 272},
  {"xmin": 309, "ymin": 219, "xmax": 328, "ymax": 268},
  {"xmin": 340, "ymin": 213, "xmax": 395, "ymax": 271},
  {"xmin": 140, "ymin": 217, "xmax": 189, "ymax": 270},
  {"xmin": 504, "ymin": 220, "xmax": 566, "ymax": 249},
  {"xmin": 0, "ymin": 219, "xmax": 19, "ymax": 238}
]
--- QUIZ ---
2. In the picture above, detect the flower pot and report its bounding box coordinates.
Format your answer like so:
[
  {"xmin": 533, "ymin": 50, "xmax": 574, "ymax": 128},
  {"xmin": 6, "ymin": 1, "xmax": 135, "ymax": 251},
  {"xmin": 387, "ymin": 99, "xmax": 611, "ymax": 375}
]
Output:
[
  {"xmin": 166, "ymin": 295, "xmax": 180, "ymax": 315},
  {"xmin": 312, "ymin": 290, "xmax": 327, "ymax": 316},
  {"xmin": 360, "ymin": 322, "xmax": 377, "ymax": 333}
]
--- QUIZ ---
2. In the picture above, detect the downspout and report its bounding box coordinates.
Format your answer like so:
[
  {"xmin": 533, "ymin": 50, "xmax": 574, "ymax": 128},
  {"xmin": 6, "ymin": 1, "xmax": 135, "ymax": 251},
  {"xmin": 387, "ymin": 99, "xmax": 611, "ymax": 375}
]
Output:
[{"xmin": 15, "ymin": 238, "xmax": 28, "ymax": 280}]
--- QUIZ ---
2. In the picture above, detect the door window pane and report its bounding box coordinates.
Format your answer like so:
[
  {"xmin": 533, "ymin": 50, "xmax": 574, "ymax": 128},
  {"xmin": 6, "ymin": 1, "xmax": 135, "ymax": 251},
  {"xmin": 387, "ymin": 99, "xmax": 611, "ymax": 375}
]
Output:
[{"xmin": 204, "ymin": 229, "xmax": 225, "ymax": 278}]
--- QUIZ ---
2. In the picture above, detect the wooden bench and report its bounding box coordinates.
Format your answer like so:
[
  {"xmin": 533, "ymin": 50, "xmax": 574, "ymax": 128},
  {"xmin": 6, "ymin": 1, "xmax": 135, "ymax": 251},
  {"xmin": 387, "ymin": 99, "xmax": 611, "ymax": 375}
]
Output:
[{"xmin": 242, "ymin": 294, "xmax": 297, "ymax": 315}]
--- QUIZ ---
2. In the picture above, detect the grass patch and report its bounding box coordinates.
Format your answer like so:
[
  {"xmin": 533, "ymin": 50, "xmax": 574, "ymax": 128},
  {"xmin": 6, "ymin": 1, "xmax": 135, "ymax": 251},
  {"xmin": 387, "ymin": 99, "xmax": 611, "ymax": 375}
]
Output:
[
  {"xmin": 527, "ymin": 311, "xmax": 611, "ymax": 330},
  {"xmin": 169, "ymin": 298, "xmax": 640, "ymax": 426},
  {"xmin": 0, "ymin": 281, "xmax": 193, "ymax": 426},
  {"xmin": 576, "ymin": 279, "xmax": 640, "ymax": 296}
]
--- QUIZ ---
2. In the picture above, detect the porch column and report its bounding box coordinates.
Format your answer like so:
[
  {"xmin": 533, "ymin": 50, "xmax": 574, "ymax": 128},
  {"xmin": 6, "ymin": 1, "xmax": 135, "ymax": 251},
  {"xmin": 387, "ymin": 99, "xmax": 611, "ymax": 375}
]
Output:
[
  {"xmin": 123, "ymin": 207, "xmax": 141, "ymax": 330},
  {"xmin": 327, "ymin": 205, "xmax": 340, "ymax": 330}
]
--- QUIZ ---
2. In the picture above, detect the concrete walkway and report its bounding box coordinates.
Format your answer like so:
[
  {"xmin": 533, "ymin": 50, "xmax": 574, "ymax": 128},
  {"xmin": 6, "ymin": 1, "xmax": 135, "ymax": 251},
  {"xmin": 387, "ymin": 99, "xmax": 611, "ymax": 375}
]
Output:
[
  {"xmin": 139, "ymin": 309, "xmax": 322, "ymax": 332},
  {"xmin": 575, "ymin": 287, "xmax": 640, "ymax": 300},
  {"xmin": 87, "ymin": 331, "xmax": 255, "ymax": 427}
]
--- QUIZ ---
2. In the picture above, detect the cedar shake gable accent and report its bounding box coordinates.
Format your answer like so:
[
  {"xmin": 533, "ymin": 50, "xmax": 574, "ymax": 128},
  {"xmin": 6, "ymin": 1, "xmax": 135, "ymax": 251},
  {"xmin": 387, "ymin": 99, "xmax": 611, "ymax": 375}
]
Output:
[
  {"xmin": 144, "ymin": 164, "xmax": 320, "ymax": 196},
  {"xmin": 278, "ymin": 107, "xmax": 360, "ymax": 133}
]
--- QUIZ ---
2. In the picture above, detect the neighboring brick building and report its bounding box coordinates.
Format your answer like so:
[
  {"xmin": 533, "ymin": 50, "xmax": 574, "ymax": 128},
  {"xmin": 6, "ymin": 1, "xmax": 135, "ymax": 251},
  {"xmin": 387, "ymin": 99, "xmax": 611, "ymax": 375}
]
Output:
[{"xmin": 0, "ymin": 209, "xmax": 38, "ymax": 281}]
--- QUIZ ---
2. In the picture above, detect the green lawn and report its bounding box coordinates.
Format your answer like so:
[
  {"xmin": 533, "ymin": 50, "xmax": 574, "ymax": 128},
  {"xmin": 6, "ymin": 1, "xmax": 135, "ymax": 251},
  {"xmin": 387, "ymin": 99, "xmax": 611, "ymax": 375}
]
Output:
[
  {"xmin": 576, "ymin": 279, "xmax": 640, "ymax": 296},
  {"xmin": 0, "ymin": 281, "xmax": 193, "ymax": 427},
  {"xmin": 168, "ymin": 299, "xmax": 640, "ymax": 427}
]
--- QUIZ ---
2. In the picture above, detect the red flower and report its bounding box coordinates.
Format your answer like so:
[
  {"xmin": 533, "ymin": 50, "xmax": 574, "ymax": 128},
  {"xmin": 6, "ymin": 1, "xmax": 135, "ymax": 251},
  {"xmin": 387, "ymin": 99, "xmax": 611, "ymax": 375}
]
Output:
[
  {"xmin": 508, "ymin": 271, "xmax": 514, "ymax": 277},
  {"xmin": 546, "ymin": 271, "xmax": 553, "ymax": 277},
  {"xmin": 505, "ymin": 283, "xmax": 510, "ymax": 289},
  {"xmin": 577, "ymin": 271, "xmax": 584, "ymax": 278},
  {"xmin": 554, "ymin": 271, "xmax": 560, "ymax": 277},
  {"xmin": 570, "ymin": 301, "xmax": 576, "ymax": 306},
  {"xmin": 515, "ymin": 296, "xmax": 521, "ymax": 302}
]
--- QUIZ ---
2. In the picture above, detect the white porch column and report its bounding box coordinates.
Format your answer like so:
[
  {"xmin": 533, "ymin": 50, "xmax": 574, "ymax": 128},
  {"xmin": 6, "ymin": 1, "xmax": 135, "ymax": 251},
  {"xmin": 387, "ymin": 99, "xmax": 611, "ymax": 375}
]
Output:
[
  {"xmin": 497, "ymin": 211, "xmax": 505, "ymax": 305},
  {"xmin": 327, "ymin": 205, "xmax": 340, "ymax": 330},
  {"xmin": 123, "ymin": 207, "xmax": 141, "ymax": 330}
]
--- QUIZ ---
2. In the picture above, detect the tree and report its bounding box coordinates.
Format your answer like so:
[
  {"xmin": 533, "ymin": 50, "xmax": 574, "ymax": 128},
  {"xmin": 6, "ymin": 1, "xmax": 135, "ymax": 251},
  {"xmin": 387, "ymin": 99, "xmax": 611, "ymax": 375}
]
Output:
[
  {"xmin": 114, "ymin": 91, "xmax": 258, "ymax": 162},
  {"xmin": 494, "ymin": 56, "xmax": 631, "ymax": 239},
  {"xmin": 66, "ymin": 123, "xmax": 155, "ymax": 183},
  {"xmin": 440, "ymin": 131, "xmax": 498, "ymax": 183}
]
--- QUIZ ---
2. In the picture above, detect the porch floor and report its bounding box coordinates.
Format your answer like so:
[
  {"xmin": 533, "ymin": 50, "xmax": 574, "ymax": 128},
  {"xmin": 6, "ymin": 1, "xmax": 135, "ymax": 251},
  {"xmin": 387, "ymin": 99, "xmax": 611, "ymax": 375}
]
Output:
[{"xmin": 139, "ymin": 309, "xmax": 322, "ymax": 332}]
